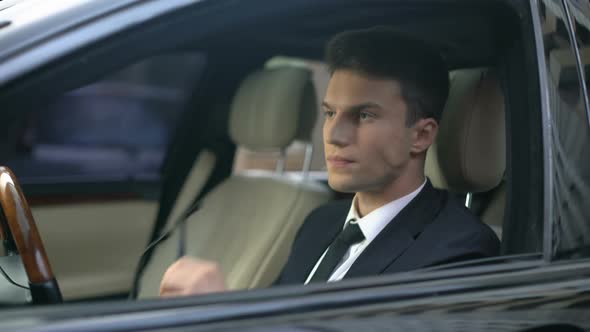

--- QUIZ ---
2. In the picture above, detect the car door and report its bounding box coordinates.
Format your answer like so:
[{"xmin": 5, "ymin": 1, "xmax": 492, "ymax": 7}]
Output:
[{"xmin": 1, "ymin": 53, "xmax": 206, "ymax": 300}]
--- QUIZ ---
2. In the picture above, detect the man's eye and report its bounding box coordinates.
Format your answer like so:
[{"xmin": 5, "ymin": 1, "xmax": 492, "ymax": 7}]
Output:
[
  {"xmin": 359, "ymin": 111, "xmax": 374, "ymax": 120},
  {"xmin": 324, "ymin": 110, "xmax": 335, "ymax": 118}
]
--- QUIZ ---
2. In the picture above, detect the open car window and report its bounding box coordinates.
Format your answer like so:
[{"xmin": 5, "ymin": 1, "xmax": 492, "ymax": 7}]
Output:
[{"xmin": 0, "ymin": 0, "xmax": 532, "ymax": 299}]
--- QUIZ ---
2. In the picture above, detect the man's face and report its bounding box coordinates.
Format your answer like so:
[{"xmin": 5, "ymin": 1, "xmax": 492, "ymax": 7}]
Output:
[{"xmin": 322, "ymin": 69, "xmax": 415, "ymax": 193}]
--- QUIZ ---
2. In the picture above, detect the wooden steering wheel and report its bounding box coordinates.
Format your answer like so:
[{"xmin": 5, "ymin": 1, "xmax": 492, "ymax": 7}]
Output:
[{"xmin": 0, "ymin": 167, "xmax": 62, "ymax": 304}]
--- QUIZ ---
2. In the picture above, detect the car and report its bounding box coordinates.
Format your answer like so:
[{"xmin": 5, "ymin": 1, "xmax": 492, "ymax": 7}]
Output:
[{"xmin": 0, "ymin": 0, "xmax": 588, "ymax": 330}]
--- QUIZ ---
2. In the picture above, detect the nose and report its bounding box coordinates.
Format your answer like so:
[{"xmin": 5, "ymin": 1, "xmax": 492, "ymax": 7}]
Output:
[{"xmin": 324, "ymin": 113, "xmax": 354, "ymax": 147}]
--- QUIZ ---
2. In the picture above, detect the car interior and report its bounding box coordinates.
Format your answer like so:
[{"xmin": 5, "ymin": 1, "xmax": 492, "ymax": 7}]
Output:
[
  {"xmin": 0, "ymin": 0, "xmax": 557, "ymax": 304},
  {"xmin": 137, "ymin": 65, "xmax": 334, "ymax": 297},
  {"xmin": 134, "ymin": 64, "xmax": 508, "ymax": 298}
]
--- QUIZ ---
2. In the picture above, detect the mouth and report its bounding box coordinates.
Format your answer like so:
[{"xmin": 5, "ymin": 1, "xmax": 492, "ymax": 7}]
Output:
[{"xmin": 326, "ymin": 156, "xmax": 355, "ymax": 168}]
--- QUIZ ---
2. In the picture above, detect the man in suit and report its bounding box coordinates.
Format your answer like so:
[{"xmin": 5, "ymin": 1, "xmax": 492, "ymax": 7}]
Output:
[{"xmin": 159, "ymin": 27, "xmax": 499, "ymax": 297}]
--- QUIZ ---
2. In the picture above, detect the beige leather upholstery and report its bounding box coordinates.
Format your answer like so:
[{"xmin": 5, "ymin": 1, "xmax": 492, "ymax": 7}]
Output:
[
  {"xmin": 230, "ymin": 67, "xmax": 317, "ymax": 150},
  {"xmin": 426, "ymin": 68, "xmax": 506, "ymax": 239},
  {"xmin": 480, "ymin": 184, "xmax": 506, "ymax": 238},
  {"xmin": 138, "ymin": 176, "xmax": 330, "ymax": 297},
  {"xmin": 34, "ymin": 201, "xmax": 157, "ymax": 300},
  {"xmin": 138, "ymin": 66, "xmax": 332, "ymax": 298},
  {"xmin": 161, "ymin": 150, "xmax": 216, "ymax": 232},
  {"xmin": 426, "ymin": 68, "xmax": 506, "ymax": 193}
]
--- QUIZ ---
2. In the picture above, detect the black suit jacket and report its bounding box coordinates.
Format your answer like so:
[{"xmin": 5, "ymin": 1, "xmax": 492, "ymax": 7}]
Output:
[{"xmin": 275, "ymin": 181, "xmax": 500, "ymax": 285}]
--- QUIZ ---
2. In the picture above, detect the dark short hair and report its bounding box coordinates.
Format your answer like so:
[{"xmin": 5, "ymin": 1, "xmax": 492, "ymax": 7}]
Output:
[{"xmin": 325, "ymin": 27, "xmax": 449, "ymax": 125}]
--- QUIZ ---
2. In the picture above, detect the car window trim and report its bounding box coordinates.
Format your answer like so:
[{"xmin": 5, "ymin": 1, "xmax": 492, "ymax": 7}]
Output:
[
  {"xmin": 531, "ymin": 0, "xmax": 557, "ymax": 262},
  {"xmin": 3, "ymin": 257, "xmax": 589, "ymax": 331},
  {"xmin": 0, "ymin": 0, "xmax": 204, "ymax": 86}
]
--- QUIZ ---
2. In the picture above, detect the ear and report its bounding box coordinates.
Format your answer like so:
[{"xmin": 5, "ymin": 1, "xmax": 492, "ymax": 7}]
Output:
[{"xmin": 410, "ymin": 118, "xmax": 438, "ymax": 154}]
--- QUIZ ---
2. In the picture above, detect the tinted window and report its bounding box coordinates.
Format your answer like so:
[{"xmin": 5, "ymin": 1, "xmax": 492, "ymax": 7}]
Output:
[
  {"xmin": 556, "ymin": 0, "xmax": 590, "ymax": 258},
  {"xmin": 3, "ymin": 53, "xmax": 206, "ymax": 185},
  {"xmin": 539, "ymin": 0, "xmax": 590, "ymax": 259}
]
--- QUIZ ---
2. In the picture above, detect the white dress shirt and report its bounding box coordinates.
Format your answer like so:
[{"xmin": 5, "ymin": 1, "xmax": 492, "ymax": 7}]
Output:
[{"xmin": 304, "ymin": 180, "xmax": 427, "ymax": 284}]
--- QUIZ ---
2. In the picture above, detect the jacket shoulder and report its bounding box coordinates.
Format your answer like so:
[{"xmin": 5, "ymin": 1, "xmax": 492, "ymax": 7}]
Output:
[{"xmin": 430, "ymin": 194, "xmax": 501, "ymax": 259}]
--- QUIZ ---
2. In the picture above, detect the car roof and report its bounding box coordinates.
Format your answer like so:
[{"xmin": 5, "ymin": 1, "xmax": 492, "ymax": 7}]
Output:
[
  {"xmin": 0, "ymin": 0, "xmax": 28, "ymax": 12},
  {"xmin": 0, "ymin": 0, "xmax": 200, "ymax": 85},
  {"xmin": 0, "ymin": 0, "xmax": 139, "ymax": 24},
  {"xmin": 0, "ymin": 0, "xmax": 142, "ymax": 52}
]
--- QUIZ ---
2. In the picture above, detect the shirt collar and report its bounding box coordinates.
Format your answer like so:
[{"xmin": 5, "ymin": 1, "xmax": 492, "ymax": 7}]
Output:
[{"xmin": 344, "ymin": 179, "xmax": 427, "ymax": 242}]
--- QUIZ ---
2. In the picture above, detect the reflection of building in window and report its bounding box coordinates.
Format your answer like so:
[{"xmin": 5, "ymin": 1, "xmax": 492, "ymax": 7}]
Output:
[{"xmin": 233, "ymin": 58, "xmax": 329, "ymax": 174}]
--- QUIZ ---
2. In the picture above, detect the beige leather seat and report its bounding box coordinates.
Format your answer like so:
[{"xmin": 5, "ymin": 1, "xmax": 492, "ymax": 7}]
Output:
[
  {"xmin": 137, "ymin": 66, "xmax": 333, "ymax": 298},
  {"xmin": 426, "ymin": 68, "xmax": 506, "ymax": 238}
]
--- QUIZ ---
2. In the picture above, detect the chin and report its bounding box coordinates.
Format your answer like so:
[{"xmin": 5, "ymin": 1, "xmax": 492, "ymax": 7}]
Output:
[{"xmin": 327, "ymin": 177, "xmax": 361, "ymax": 193}]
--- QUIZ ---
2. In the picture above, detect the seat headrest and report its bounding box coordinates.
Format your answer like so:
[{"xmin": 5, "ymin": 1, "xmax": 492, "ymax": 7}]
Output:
[
  {"xmin": 426, "ymin": 68, "xmax": 505, "ymax": 193},
  {"xmin": 229, "ymin": 67, "xmax": 317, "ymax": 150}
]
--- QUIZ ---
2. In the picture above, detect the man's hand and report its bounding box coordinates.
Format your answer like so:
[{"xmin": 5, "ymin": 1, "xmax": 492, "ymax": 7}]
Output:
[{"xmin": 159, "ymin": 256, "xmax": 227, "ymax": 297}]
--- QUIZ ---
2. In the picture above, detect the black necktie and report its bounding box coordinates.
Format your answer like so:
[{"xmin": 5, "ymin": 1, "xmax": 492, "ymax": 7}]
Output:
[{"xmin": 309, "ymin": 220, "xmax": 365, "ymax": 282}]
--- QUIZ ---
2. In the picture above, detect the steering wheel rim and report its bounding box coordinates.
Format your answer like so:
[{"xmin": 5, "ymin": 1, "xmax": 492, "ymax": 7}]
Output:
[{"xmin": 0, "ymin": 166, "xmax": 62, "ymax": 304}]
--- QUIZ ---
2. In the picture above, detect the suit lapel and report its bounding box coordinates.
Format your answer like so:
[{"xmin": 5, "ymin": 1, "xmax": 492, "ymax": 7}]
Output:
[
  {"xmin": 294, "ymin": 202, "xmax": 348, "ymax": 283},
  {"xmin": 344, "ymin": 181, "xmax": 446, "ymax": 279}
]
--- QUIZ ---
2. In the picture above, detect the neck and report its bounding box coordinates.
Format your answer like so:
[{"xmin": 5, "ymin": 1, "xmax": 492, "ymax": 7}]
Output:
[{"xmin": 355, "ymin": 167, "xmax": 425, "ymax": 218}]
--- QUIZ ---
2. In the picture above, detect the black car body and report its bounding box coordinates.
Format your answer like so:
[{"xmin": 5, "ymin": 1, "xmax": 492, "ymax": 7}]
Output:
[{"xmin": 0, "ymin": 0, "xmax": 588, "ymax": 331}]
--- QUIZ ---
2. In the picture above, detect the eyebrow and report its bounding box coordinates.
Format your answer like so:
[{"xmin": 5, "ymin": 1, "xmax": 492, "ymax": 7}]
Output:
[{"xmin": 321, "ymin": 101, "xmax": 383, "ymax": 113}]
